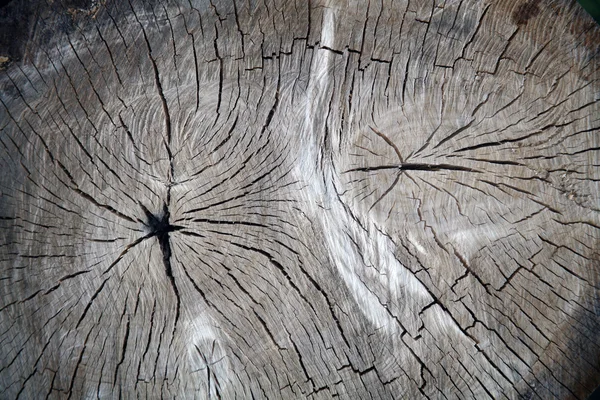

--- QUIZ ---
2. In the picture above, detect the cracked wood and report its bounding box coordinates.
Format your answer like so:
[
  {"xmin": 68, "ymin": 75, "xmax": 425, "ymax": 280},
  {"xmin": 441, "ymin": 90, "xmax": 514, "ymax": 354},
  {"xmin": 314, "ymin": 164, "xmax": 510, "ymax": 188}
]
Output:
[{"xmin": 0, "ymin": 0, "xmax": 599, "ymax": 399}]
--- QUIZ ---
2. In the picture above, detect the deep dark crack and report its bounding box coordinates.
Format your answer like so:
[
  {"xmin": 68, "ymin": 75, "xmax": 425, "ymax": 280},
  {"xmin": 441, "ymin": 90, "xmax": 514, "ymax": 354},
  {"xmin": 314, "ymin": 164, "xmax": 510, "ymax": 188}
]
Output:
[
  {"xmin": 140, "ymin": 202, "xmax": 183, "ymax": 329},
  {"xmin": 141, "ymin": 202, "xmax": 182, "ymax": 279},
  {"xmin": 143, "ymin": 203, "xmax": 182, "ymax": 239}
]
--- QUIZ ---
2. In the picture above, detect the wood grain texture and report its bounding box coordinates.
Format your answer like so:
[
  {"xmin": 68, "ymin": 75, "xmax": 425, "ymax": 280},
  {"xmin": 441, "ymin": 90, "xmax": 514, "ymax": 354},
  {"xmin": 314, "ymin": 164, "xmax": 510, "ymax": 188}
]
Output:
[{"xmin": 0, "ymin": 0, "xmax": 598, "ymax": 398}]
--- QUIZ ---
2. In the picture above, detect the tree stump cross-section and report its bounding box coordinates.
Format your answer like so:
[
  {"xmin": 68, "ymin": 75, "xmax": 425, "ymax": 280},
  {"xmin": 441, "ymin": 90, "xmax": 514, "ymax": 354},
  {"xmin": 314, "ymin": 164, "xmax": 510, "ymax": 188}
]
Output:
[{"xmin": 0, "ymin": 0, "xmax": 599, "ymax": 398}]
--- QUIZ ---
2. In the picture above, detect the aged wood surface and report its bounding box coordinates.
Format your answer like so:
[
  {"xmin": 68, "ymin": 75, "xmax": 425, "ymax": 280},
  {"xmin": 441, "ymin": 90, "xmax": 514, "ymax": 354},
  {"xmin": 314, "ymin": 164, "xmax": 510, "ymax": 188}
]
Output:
[{"xmin": 0, "ymin": 0, "xmax": 599, "ymax": 398}]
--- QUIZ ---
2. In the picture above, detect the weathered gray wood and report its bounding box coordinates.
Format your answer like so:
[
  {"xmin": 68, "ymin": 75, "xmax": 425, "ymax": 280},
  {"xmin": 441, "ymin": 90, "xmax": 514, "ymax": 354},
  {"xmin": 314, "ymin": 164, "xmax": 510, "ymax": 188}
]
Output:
[{"xmin": 0, "ymin": 0, "xmax": 599, "ymax": 398}]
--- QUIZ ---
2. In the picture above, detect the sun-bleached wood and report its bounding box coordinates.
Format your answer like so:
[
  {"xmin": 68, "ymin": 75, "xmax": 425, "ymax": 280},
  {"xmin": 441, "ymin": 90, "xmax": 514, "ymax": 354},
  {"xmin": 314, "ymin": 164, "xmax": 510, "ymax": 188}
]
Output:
[{"xmin": 0, "ymin": 0, "xmax": 598, "ymax": 398}]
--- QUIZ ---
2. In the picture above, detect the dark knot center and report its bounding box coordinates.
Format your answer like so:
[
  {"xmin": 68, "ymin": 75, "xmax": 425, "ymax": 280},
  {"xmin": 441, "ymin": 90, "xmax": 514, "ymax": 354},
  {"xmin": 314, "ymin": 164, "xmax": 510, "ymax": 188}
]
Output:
[{"xmin": 142, "ymin": 203, "xmax": 182, "ymax": 237}]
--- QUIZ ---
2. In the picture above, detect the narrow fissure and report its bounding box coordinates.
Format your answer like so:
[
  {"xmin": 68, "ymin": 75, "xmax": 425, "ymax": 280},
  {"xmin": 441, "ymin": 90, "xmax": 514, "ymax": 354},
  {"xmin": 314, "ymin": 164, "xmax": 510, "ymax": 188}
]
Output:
[
  {"xmin": 142, "ymin": 203, "xmax": 183, "ymax": 330},
  {"xmin": 344, "ymin": 163, "xmax": 481, "ymax": 173}
]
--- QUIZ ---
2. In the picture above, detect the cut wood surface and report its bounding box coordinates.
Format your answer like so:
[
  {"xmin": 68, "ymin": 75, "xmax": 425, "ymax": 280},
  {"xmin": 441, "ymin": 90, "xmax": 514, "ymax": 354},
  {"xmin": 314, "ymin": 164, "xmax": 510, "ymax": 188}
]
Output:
[{"xmin": 0, "ymin": 0, "xmax": 599, "ymax": 398}]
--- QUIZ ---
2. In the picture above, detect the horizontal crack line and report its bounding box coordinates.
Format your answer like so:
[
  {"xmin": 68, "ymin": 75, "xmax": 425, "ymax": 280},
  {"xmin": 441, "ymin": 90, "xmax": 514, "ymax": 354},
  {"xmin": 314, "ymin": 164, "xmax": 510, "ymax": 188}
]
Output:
[{"xmin": 343, "ymin": 163, "xmax": 481, "ymax": 173}]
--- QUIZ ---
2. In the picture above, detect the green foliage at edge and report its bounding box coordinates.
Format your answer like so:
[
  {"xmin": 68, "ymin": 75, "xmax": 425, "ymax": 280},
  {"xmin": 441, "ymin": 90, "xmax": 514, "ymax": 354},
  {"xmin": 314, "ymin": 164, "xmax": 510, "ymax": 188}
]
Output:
[{"xmin": 578, "ymin": 0, "xmax": 600, "ymax": 23}]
